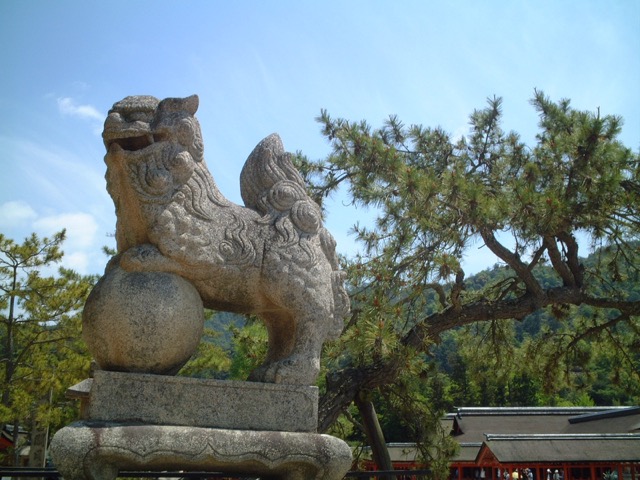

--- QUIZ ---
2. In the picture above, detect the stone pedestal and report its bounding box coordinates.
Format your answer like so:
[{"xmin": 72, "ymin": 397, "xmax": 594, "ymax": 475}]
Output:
[
  {"xmin": 51, "ymin": 423, "xmax": 352, "ymax": 480},
  {"xmin": 50, "ymin": 372, "xmax": 352, "ymax": 480}
]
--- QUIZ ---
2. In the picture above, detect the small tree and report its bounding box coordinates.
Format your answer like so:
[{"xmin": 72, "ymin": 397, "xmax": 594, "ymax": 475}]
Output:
[{"xmin": 0, "ymin": 231, "xmax": 94, "ymax": 465}]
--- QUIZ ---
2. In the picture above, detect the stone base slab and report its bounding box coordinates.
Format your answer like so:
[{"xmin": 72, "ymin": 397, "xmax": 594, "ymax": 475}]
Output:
[
  {"xmin": 74, "ymin": 371, "xmax": 318, "ymax": 432},
  {"xmin": 50, "ymin": 422, "xmax": 352, "ymax": 480}
]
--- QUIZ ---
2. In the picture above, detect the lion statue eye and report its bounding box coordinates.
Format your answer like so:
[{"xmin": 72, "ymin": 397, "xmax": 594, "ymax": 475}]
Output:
[
  {"xmin": 169, "ymin": 151, "xmax": 194, "ymax": 177},
  {"xmin": 177, "ymin": 120, "xmax": 194, "ymax": 145},
  {"xmin": 144, "ymin": 167, "xmax": 171, "ymax": 192},
  {"xmin": 169, "ymin": 151, "xmax": 188, "ymax": 168}
]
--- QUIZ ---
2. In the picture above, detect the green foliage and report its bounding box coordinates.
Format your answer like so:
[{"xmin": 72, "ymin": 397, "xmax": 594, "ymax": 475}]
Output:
[
  {"xmin": 0, "ymin": 231, "xmax": 95, "ymax": 465},
  {"xmin": 382, "ymin": 371, "xmax": 459, "ymax": 476},
  {"xmin": 178, "ymin": 318, "xmax": 232, "ymax": 379},
  {"xmin": 227, "ymin": 317, "xmax": 269, "ymax": 380}
]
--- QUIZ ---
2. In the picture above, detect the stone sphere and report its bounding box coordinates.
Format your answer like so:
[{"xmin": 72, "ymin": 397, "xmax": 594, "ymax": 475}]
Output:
[{"xmin": 82, "ymin": 266, "xmax": 204, "ymax": 375}]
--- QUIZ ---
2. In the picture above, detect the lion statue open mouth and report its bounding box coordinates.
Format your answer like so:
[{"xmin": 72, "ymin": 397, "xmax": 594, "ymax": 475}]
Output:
[{"xmin": 101, "ymin": 94, "xmax": 350, "ymax": 385}]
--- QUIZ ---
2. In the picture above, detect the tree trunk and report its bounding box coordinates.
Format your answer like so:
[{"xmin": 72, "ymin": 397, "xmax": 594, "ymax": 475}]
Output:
[
  {"xmin": 319, "ymin": 359, "xmax": 401, "ymax": 433},
  {"xmin": 354, "ymin": 392, "xmax": 394, "ymax": 480},
  {"xmin": 11, "ymin": 418, "xmax": 20, "ymax": 466}
]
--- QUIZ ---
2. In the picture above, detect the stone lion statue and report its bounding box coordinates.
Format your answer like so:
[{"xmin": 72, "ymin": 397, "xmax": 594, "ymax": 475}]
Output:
[{"xmin": 101, "ymin": 94, "xmax": 350, "ymax": 385}]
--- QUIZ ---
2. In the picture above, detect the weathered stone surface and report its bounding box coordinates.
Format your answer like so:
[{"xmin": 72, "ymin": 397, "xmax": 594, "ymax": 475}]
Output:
[
  {"xmin": 98, "ymin": 94, "xmax": 350, "ymax": 385},
  {"xmin": 84, "ymin": 370, "xmax": 318, "ymax": 432},
  {"xmin": 82, "ymin": 266, "xmax": 204, "ymax": 375},
  {"xmin": 50, "ymin": 423, "xmax": 353, "ymax": 480}
]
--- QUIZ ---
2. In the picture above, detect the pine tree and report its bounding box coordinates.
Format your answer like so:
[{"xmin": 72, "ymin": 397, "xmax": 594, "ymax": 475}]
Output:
[
  {"xmin": 295, "ymin": 91, "xmax": 639, "ymax": 468},
  {"xmin": 0, "ymin": 231, "xmax": 94, "ymax": 465}
]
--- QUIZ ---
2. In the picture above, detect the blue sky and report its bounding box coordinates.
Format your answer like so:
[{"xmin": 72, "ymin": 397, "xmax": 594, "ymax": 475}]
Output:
[{"xmin": 1, "ymin": 0, "xmax": 638, "ymax": 276}]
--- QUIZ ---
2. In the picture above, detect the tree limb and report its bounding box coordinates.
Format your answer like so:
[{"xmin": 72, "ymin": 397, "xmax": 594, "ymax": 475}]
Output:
[
  {"xmin": 544, "ymin": 235, "xmax": 575, "ymax": 286},
  {"xmin": 481, "ymin": 228, "xmax": 545, "ymax": 299}
]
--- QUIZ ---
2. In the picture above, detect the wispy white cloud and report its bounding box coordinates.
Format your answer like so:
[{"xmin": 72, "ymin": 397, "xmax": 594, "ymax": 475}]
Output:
[
  {"xmin": 63, "ymin": 251, "xmax": 90, "ymax": 273},
  {"xmin": 1, "ymin": 131, "xmax": 114, "ymax": 275},
  {"xmin": 0, "ymin": 200, "xmax": 38, "ymax": 227},
  {"xmin": 57, "ymin": 97, "xmax": 103, "ymax": 122},
  {"xmin": 1, "ymin": 135, "xmax": 107, "ymax": 211},
  {"xmin": 33, "ymin": 212, "xmax": 98, "ymax": 250},
  {"xmin": 32, "ymin": 212, "xmax": 100, "ymax": 274},
  {"xmin": 0, "ymin": 201, "xmax": 104, "ymax": 274}
]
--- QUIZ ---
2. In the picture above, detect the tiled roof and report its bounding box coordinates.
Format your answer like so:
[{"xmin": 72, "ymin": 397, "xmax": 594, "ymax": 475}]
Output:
[
  {"xmin": 479, "ymin": 434, "xmax": 640, "ymax": 462},
  {"xmin": 449, "ymin": 406, "xmax": 640, "ymax": 462}
]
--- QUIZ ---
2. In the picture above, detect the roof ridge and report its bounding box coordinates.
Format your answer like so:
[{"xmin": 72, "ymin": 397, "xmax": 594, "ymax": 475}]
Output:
[
  {"xmin": 455, "ymin": 406, "xmax": 634, "ymax": 417},
  {"xmin": 569, "ymin": 406, "xmax": 640, "ymax": 424},
  {"xmin": 484, "ymin": 433, "xmax": 640, "ymax": 441}
]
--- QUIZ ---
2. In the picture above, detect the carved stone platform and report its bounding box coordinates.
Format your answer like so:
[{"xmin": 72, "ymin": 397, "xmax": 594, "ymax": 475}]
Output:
[
  {"xmin": 50, "ymin": 371, "xmax": 352, "ymax": 480},
  {"xmin": 50, "ymin": 422, "xmax": 352, "ymax": 480}
]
